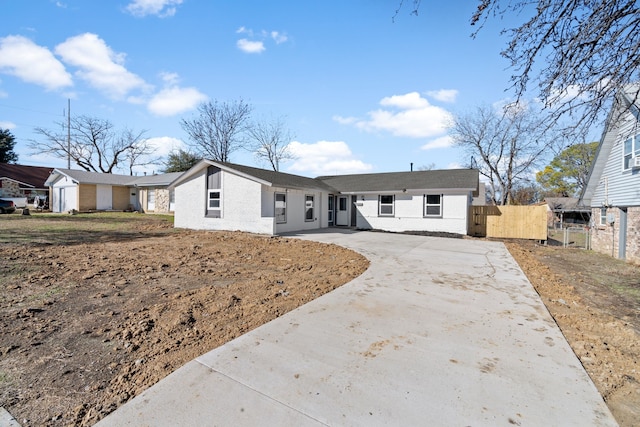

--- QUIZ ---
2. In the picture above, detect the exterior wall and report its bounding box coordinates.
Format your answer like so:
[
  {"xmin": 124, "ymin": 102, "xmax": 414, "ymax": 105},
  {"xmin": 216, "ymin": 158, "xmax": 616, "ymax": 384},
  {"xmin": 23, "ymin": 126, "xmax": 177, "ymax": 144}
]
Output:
[
  {"xmin": 139, "ymin": 188, "xmax": 171, "ymax": 213},
  {"xmin": 591, "ymin": 206, "xmax": 640, "ymax": 264},
  {"xmin": 591, "ymin": 113, "xmax": 640, "ymax": 207},
  {"xmin": 49, "ymin": 176, "xmax": 78, "ymax": 212},
  {"xmin": 112, "ymin": 186, "xmax": 130, "ymax": 210},
  {"xmin": 78, "ymin": 184, "xmax": 97, "ymax": 211},
  {"xmin": 353, "ymin": 192, "xmax": 470, "ymax": 234},
  {"xmin": 174, "ymin": 168, "xmax": 274, "ymax": 234},
  {"xmin": 0, "ymin": 178, "xmax": 23, "ymax": 197},
  {"xmin": 271, "ymin": 187, "xmax": 324, "ymax": 234}
]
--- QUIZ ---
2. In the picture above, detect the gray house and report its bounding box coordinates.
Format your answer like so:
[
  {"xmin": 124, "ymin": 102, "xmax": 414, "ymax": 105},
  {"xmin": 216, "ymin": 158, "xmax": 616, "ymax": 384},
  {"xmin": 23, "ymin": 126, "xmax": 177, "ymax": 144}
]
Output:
[
  {"xmin": 170, "ymin": 160, "xmax": 479, "ymax": 236},
  {"xmin": 580, "ymin": 85, "xmax": 640, "ymax": 262}
]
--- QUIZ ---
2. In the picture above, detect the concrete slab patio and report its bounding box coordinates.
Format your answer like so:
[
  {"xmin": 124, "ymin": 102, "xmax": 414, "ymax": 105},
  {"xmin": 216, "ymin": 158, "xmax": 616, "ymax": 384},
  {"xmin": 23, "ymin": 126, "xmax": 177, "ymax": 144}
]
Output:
[{"xmin": 96, "ymin": 230, "xmax": 617, "ymax": 426}]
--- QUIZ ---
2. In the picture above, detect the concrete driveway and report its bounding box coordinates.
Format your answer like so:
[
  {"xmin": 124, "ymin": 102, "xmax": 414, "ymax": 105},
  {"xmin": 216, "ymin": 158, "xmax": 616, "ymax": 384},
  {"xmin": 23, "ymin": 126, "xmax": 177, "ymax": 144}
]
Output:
[{"xmin": 96, "ymin": 230, "xmax": 616, "ymax": 426}]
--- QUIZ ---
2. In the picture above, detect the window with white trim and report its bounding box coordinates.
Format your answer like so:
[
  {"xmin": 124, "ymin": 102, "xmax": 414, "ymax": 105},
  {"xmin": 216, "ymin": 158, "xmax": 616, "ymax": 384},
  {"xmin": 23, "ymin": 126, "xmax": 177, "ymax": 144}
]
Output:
[
  {"xmin": 623, "ymin": 133, "xmax": 640, "ymax": 170},
  {"xmin": 424, "ymin": 194, "xmax": 442, "ymax": 217},
  {"xmin": 206, "ymin": 166, "xmax": 222, "ymax": 218},
  {"xmin": 378, "ymin": 195, "xmax": 394, "ymax": 216},
  {"xmin": 305, "ymin": 195, "xmax": 314, "ymax": 221},
  {"xmin": 599, "ymin": 207, "xmax": 607, "ymax": 226},
  {"xmin": 275, "ymin": 193, "xmax": 287, "ymax": 223}
]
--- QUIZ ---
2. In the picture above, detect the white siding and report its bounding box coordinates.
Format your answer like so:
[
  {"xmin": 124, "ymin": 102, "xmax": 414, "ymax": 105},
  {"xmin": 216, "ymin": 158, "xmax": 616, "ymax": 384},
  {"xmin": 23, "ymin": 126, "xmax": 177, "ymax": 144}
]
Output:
[
  {"xmin": 592, "ymin": 111, "xmax": 640, "ymax": 208},
  {"xmin": 272, "ymin": 188, "xmax": 324, "ymax": 234},
  {"xmin": 50, "ymin": 176, "xmax": 78, "ymax": 213},
  {"xmin": 353, "ymin": 192, "xmax": 469, "ymax": 234}
]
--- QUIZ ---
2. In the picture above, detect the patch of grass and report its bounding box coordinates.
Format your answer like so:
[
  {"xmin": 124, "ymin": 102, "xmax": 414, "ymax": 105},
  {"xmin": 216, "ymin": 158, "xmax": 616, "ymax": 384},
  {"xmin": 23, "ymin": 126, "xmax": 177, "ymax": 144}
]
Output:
[{"xmin": 0, "ymin": 212, "xmax": 176, "ymax": 245}]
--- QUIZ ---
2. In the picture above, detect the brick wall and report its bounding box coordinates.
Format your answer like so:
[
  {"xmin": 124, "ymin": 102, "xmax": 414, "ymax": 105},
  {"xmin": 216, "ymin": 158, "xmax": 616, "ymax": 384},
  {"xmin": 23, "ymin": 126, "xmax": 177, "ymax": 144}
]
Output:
[{"xmin": 590, "ymin": 207, "xmax": 640, "ymax": 264}]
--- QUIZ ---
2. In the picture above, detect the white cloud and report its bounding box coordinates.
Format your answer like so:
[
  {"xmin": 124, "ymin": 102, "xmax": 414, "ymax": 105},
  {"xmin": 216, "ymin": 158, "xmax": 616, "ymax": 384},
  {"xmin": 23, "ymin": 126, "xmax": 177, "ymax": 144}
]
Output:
[
  {"xmin": 336, "ymin": 92, "xmax": 452, "ymax": 139},
  {"xmin": 147, "ymin": 86, "xmax": 208, "ymax": 116},
  {"xmin": 420, "ymin": 135, "xmax": 453, "ymax": 150},
  {"xmin": 125, "ymin": 0, "xmax": 183, "ymax": 17},
  {"xmin": 332, "ymin": 115, "xmax": 357, "ymax": 125},
  {"xmin": 237, "ymin": 39, "xmax": 266, "ymax": 54},
  {"xmin": 55, "ymin": 33, "xmax": 149, "ymax": 99},
  {"xmin": 286, "ymin": 140, "xmax": 373, "ymax": 176},
  {"xmin": 0, "ymin": 35, "xmax": 72, "ymax": 91},
  {"xmin": 0, "ymin": 121, "xmax": 16, "ymax": 129},
  {"xmin": 145, "ymin": 136, "xmax": 185, "ymax": 157},
  {"xmin": 426, "ymin": 89, "xmax": 458, "ymax": 103},
  {"xmin": 271, "ymin": 31, "xmax": 288, "ymax": 44}
]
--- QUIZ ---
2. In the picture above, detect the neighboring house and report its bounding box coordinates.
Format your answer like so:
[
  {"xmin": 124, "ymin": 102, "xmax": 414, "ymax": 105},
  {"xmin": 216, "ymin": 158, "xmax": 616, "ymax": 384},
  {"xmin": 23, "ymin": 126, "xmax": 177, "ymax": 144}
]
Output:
[
  {"xmin": 0, "ymin": 163, "xmax": 53, "ymax": 207},
  {"xmin": 544, "ymin": 197, "xmax": 591, "ymax": 229},
  {"xmin": 170, "ymin": 160, "xmax": 479, "ymax": 236},
  {"xmin": 580, "ymin": 85, "xmax": 640, "ymax": 263},
  {"xmin": 45, "ymin": 169, "xmax": 182, "ymax": 213}
]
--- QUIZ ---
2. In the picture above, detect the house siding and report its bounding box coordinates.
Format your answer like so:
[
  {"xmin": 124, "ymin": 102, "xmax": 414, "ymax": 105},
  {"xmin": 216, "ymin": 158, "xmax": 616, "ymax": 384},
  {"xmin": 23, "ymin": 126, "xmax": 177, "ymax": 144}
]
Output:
[
  {"xmin": 353, "ymin": 192, "xmax": 469, "ymax": 234},
  {"xmin": 113, "ymin": 186, "xmax": 130, "ymax": 210},
  {"xmin": 271, "ymin": 187, "xmax": 324, "ymax": 234},
  {"xmin": 591, "ymin": 114, "xmax": 640, "ymax": 207},
  {"xmin": 78, "ymin": 184, "xmax": 97, "ymax": 211}
]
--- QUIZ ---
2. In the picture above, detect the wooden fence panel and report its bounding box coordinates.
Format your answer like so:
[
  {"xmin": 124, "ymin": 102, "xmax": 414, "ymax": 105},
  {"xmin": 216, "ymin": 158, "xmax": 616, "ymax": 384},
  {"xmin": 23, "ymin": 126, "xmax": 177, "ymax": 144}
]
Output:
[{"xmin": 469, "ymin": 205, "xmax": 547, "ymax": 240}]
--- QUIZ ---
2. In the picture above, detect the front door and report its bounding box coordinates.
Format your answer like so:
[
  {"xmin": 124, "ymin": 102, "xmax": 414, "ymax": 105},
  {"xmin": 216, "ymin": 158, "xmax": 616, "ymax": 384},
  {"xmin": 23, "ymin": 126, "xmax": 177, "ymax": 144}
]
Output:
[
  {"xmin": 328, "ymin": 195, "xmax": 334, "ymax": 225},
  {"xmin": 336, "ymin": 196, "xmax": 349, "ymax": 226}
]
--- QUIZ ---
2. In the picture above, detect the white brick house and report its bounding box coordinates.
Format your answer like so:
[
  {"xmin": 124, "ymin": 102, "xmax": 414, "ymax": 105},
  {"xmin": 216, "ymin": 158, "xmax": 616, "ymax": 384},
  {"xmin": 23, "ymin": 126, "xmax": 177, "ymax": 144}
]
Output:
[{"xmin": 170, "ymin": 160, "xmax": 480, "ymax": 236}]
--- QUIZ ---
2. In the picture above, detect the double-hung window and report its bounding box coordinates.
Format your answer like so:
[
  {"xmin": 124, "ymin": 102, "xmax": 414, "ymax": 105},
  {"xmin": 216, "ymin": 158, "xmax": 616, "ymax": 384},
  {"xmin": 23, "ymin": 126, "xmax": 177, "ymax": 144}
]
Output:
[
  {"xmin": 623, "ymin": 133, "xmax": 640, "ymax": 170},
  {"xmin": 424, "ymin": 194, "xmax": 442, "ymax": 217},
  {"xmin": 378, "ymin": 195, "xmax": 394, "ymax": 216},
  {"xmin": 275, "ymin": 193, "xmax": 287, "ymax": 223},
  {"xmin": 305, "ymin": 195, "xmax": 314, "ymax": 221},
  {"xmin": 599, "ymin": 207, "xmax": 608, "ymax": 226}
]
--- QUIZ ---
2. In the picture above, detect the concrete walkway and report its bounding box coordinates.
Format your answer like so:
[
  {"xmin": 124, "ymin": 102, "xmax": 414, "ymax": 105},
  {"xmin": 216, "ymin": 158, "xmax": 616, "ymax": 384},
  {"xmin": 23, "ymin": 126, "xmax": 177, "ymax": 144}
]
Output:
[{"xmin": 96, "ymin": 230, "xmax": 617, "ymax": 426}]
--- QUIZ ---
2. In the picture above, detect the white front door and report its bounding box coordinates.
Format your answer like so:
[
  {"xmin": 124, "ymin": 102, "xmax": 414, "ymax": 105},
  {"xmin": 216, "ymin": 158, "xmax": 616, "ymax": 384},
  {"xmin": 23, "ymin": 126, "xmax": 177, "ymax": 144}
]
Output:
[
  {"xmin": 147, "ymin": 189, "xmax": 156, "ymax": 211},
  {"xmin": 336, "ymin": 196, "xmax": 349, "ymax": 226}
]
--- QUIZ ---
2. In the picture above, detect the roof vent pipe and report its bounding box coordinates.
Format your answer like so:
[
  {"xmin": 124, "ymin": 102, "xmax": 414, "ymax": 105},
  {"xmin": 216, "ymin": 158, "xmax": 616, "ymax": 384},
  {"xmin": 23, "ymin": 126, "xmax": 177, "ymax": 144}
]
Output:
[{"xmin": 410, "ymin": 162, "xmax": 413, "ymax": 172}]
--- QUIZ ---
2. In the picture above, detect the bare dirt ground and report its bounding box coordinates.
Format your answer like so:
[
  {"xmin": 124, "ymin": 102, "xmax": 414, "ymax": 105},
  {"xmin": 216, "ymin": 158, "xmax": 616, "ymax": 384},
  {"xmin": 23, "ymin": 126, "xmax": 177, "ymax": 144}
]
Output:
[{"xmin": 1, "ymin": 213, "xmax": 639, "ymax": 426}]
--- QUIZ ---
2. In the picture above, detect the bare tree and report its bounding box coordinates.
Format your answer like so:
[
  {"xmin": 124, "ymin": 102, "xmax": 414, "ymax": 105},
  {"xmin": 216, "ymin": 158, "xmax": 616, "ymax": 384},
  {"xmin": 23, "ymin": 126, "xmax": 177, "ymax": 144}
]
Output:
[
  {"xmin": 181, "ymin": 99, "xmax": 252, "ymax": 162},
  {"xmin": 120, "ymin": 129, "xmax": 163, "ymax": 176},
  {"xmin": 249, "ymin": 116, "xmax": 295, "ymax": 171},
  {"xmin": 398, "ymin": 0, "xmax": 640, "ymax": 133},
  {"xmin": 450, "ymin": 103, "xmax": 567, "ymax": 205},
  {"xmin": 31, "ymin": 116, "xmax": 156, "ymax": 174}
]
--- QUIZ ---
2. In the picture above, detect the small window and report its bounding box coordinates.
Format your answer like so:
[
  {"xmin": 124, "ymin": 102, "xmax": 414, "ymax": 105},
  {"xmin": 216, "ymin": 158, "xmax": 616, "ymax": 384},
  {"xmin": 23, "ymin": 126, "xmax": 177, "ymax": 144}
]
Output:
[
  {"xmin": 275, "ymin": 193, "xmax": 287, "ymax": 223},
  {"xmin": 305, "ymin": 195, "xmax": 314, "ymax": 221},
  {"xmin": 208, "ymin": 190, "xmax": 221, "ymax": 209},
  {"xmin": 424, "ymin": 194, "xmax": 442, "ymax": 217},
  {"xmin": 378, "ymin": 195, "xmax": 394, "ymax": 216},
  {"xmin": 623, "ymin": 134, "xmax": 640, "ymax": 170},
  {"xmin": 599, "ymin": 207, "xmax": 607, "ymax": 226}
]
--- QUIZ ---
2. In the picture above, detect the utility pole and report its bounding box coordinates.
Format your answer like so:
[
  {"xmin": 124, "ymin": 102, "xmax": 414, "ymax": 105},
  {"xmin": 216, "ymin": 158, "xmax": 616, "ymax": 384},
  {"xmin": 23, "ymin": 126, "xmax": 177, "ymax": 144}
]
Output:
[{"xmin": 67, "ymin": 98, "xmax": 71, "ymax": 169}]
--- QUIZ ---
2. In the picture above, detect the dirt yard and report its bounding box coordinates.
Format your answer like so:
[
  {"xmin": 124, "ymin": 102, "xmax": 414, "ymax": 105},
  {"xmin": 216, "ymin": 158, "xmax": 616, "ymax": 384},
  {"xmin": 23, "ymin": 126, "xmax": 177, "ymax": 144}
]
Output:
[{"xmin": 0, "ymin": 213, "xmax": 639, "ymax": 426}]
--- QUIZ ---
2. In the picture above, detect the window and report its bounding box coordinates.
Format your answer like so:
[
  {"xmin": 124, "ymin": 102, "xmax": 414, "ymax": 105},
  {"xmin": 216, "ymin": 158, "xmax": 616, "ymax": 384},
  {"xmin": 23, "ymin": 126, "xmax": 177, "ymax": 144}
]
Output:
[
  {"xmin": 208, "ymin": 190, "xmax": 221, "ymax": 209},
  {"xmin": 305, "ymin": 195, "xmax": 314, "ymax": 221},
  {"xmin": 206, "ymin": 166, "xmax": 222, "ymax": 218},
  {"xmin": 599, "ymin": 207, "xmax": 607, "ymax": 226},
  {"xmin": 275, "ymin": 193, "xmax": 287, "ymax": 223},
  {"xmin": 623, "ymin": 134, "xmax": 640, "ymax": 170},
  {"xmin": 378, "ymin": 195, "xmax": 394, "ymax": 216},
  {"xmin": 424, "ymin": 194, "xmax": 442, "ymax": 217}
]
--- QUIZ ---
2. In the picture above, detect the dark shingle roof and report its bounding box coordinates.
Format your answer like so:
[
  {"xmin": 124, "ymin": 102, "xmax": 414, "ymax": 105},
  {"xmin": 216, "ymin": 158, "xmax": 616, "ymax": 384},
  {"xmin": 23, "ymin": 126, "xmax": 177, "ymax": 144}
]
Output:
[
  {"xmin": 0, "ymin": 163, "xmax": 54, "ymax": 188},
  {"xmin": 317, "ymin": 169, "xmax": 479, "ymax": 193},
  {"xmin": 218, "ymin": 162, "xmax": 338, "ymax": 192}
]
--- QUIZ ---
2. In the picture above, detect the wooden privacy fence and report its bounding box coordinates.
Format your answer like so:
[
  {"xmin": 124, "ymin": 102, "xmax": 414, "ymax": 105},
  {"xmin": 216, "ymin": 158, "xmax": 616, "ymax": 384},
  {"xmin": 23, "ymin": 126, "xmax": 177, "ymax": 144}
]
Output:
[{"xmin": 469, "ymin": 205, "xmax": 548, "ymax": 240}]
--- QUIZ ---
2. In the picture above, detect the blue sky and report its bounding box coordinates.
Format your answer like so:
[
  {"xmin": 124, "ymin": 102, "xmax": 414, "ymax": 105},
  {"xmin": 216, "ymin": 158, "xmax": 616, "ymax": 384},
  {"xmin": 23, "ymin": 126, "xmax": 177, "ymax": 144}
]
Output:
[{"xmin": 0, "ymin": 0, "xmax": 519, "ymax": 177}]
